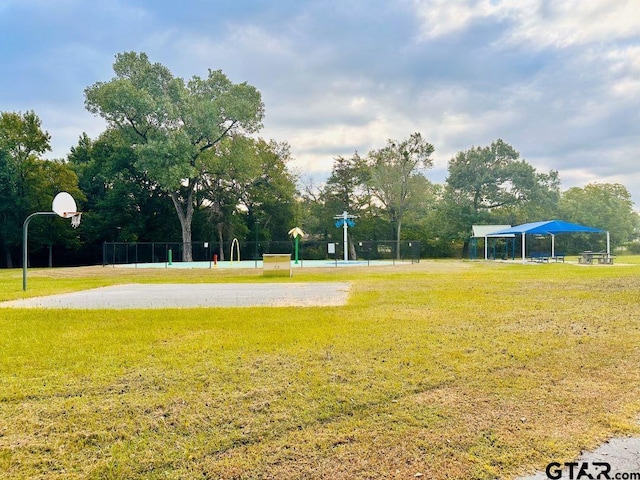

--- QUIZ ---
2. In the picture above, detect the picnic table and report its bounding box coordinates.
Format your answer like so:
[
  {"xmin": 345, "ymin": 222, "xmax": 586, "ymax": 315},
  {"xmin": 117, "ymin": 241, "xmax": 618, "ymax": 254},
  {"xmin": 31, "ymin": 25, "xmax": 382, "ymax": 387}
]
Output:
[{"xmin": 579, "ymin": 251, "xmax": 615, "ymax": 265}]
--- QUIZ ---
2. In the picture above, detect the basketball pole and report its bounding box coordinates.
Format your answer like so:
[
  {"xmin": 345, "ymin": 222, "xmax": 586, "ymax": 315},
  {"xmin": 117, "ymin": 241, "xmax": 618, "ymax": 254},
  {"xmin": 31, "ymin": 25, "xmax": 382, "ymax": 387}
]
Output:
[{"xmin": 23, "ymin": 212, "xmax": 57, "ymax": 291}]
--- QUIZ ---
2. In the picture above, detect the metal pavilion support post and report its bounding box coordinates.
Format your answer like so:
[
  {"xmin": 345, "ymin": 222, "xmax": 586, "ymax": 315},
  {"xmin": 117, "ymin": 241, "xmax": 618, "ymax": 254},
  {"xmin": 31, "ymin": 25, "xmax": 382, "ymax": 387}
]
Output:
[{"xmin": 23, "ymin": 212, "xmax": 57, "ymax": 290}]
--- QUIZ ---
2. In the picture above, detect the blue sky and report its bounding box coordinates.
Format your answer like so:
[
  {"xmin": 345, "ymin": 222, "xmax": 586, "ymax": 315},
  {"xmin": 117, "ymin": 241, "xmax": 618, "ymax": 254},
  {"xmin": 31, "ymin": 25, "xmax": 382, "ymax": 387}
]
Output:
[{"xmin": 1, "ymin": 0, "xmax": 639, "ymax": 205}]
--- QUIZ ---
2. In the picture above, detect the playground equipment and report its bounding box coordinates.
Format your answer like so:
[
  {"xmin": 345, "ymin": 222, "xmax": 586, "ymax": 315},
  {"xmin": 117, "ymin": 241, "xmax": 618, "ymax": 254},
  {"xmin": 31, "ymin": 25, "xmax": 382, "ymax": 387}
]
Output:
[
  {"xmin": 230, "ymin": 238, "xmax": 240, "ymax": 263},
  {"xmin": 288, "ymin": 227, "xmax": 304, "ymax": 264},
  {"xmin": 334, "ymin": 211, "xmax": 356, "ymax": 262},
  {"xmin": 23, "ymin": 192, "xmax": 81, "ymax": 290}
]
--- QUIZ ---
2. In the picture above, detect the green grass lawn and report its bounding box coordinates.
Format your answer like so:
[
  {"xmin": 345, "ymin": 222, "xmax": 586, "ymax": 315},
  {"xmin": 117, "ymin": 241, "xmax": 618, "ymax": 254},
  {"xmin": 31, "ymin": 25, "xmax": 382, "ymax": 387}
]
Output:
[{"xmin": 1, "ymin": 259, "xmax": 639, "ymax": 479}]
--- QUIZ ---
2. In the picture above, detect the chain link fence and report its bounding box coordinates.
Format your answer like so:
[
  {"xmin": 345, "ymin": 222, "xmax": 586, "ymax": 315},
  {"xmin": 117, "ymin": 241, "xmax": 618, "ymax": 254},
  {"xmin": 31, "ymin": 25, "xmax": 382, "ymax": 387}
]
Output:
[{"xmin": 102, "ymin": 240, "xmax": 421, "ymax": 266}]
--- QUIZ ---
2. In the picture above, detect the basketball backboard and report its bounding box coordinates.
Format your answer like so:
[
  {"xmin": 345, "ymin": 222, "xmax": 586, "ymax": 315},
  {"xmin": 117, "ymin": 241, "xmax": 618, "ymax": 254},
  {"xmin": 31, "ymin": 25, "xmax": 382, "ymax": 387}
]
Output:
[{"xmin": 52, "ymin": 192, "xmax": 77, "ymax": 218}]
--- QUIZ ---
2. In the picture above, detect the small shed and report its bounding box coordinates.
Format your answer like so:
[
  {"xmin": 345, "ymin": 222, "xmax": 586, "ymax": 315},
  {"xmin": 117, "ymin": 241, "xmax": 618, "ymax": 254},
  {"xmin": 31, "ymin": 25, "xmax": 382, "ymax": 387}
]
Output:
[{"xmin": 470, "ymin": 225, "xmax": 514, "ymax": 260}]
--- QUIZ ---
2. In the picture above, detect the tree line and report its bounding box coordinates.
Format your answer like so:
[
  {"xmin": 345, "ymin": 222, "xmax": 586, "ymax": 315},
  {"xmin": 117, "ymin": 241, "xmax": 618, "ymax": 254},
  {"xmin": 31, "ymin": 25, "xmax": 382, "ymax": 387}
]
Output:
[{"xmin": 1, "ymin": 51, "xmax": 638, "ymax": 267}]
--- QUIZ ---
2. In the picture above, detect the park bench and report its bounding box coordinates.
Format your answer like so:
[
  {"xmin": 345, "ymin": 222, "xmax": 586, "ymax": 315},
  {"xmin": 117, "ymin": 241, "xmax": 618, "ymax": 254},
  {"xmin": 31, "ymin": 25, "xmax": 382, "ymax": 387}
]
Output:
[{"xmin": 528, "ymin": 252, "xmax": 550, "ymax": 263}]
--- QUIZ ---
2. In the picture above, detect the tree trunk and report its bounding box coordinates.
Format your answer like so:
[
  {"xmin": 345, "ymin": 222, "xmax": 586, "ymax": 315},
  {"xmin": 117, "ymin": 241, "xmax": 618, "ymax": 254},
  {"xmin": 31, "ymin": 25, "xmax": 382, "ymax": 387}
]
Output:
[
  {"xmin": 217, "ymin": 224, "xmax": 225, "ymax": 261},
  {"xmin": 4, "ymin": 247, "xmax": 12, "ymax": 269},
  {"xmin": 170, "ymin": 188, "xmax": 194, "ymax": 262},
  {"xmin": 396, "ymin": 217, "xmax": 402, "ymax": 260},
  {"xmin": 349, "ymin": 239, "xmax": 357, "ymax": 260},
  {"xmin": 180, "ymin": 221, "xmax": 193, "ymax": 262}
]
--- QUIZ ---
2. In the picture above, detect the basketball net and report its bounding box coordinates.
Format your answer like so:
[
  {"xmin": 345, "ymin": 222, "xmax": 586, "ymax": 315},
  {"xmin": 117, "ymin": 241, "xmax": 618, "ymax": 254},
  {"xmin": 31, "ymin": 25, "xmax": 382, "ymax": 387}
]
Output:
[{"xmin": 67, "ymin": 212, "xmax": 82, "ymax": 229}]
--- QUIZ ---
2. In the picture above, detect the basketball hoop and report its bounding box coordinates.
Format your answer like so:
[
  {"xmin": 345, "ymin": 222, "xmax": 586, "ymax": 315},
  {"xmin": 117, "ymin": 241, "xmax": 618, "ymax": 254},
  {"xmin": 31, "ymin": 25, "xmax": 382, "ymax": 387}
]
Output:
[
  {"xmin": 52, "ymin": 192, "xmax": 81, "ymax": 228},
  {"xmin": 23, "ymin": 191, "xmax": 82, "ymax": 291},
  {"xmin": 68, "ymin": 212, "xmax": 82, "ymax": 229}
]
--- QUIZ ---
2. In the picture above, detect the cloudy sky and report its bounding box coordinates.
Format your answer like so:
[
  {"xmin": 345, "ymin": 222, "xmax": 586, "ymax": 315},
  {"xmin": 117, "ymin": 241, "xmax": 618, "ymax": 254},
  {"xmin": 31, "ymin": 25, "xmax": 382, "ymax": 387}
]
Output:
[{"xmin": 1, "ymin": 0, "xmax": 639, "ymax": 205}]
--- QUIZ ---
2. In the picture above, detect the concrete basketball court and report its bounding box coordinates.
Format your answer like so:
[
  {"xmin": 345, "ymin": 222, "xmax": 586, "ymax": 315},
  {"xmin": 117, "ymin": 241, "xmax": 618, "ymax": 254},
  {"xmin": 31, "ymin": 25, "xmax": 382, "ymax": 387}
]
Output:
[{"xmin": 0, "ymin": 282, "xmax": 351, "ymax": 309}]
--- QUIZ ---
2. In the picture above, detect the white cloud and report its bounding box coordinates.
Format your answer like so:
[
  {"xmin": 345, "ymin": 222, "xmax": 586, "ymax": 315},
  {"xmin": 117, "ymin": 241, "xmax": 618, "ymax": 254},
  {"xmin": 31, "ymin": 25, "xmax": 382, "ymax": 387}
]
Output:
[
  {"xmin": 38, "ymin": 105, "xmax": 106, "ymax": 160},
  {"xmin": 412, "ymin": 0, "xmax": 640, "ymax": 48},
  {"xmin": 412, "ymin": 0, "xmax": 501, "ymax": 39},
  {"xmin": 226, "ymin": 24, "xmax": 295, "ymax": 57},
  {"xmin": 602, "ymin": 45, "xmax": 640, "ymax": 98},
  {"xmin": 3, "ymin": 0, "xmax": 640, "ymax": 207},
  {"xmin": 507, "ymin": 0, "xmax": 640, "ymax": 48},
  {"xmin": 99, "ymin": 0, "xmax": 147, "ymax": 21}
]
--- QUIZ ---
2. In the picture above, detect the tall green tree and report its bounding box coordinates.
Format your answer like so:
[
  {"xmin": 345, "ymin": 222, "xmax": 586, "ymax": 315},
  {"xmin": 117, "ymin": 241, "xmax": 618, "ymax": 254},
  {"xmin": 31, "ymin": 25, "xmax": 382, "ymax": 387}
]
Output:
[
  {"xmin": 0, "ymin": 111, "xmax": 52, "ymax": 267},
  {"xmin": 487, "ymin": 167, "xmax": 561, "ymax": 225},
  {"xmin": 35, "ymin": 160, "xmax": 84, "ymax": 266},
  {"xmin": 297, "ymin": 176, "xmax": 328, "ymax": 241},
  {"xmin": 447, "ymin": 139, "xmax": 525, "ymax": 215},
  {"xmin": 366, "ymin": 132, "xmax": 435, "ymax": 258},
  {"xmin": 559, "ymin": 183, "xmax": 639, "ymax": 247},
  {"xmin": 399, "ymin": 178, "xmax": 445, "ymax": 257},
  {"xmin": 239, "ymin": 139, "xmax": 297, "ymax": 243},
  {"xmin": 444, "ymin": 139, "xmax": 560, "ymax": 251},
  {"xmin": 0, "ymin": 147, "xmax": 16, "ymax": 266},
  {"xmin": 68, "ymin": 130, "xmax": 180, "ymax": 262},
  {"xmin": 201, "ymin": 137, "xmax": 297, "ymax": 259},
  {"xmin": 324, "ymin": 153, "xmax": 370, "ymax": 213},
  {"xmin": 84, "ymin": 52, "xmax": 264, "ymax": 260},
  {"xmin": 318, "ymin": 153, "xmax": 376, "ymax": 257}
]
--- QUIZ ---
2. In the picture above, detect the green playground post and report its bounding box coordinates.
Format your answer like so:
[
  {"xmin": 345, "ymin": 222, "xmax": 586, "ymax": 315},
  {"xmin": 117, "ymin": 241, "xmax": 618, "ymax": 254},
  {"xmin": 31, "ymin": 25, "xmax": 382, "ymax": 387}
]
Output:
[
  {"xmin": 288, "ymin": 227, "xmax": 305, "ymax": 265},
  {"xmin": 168, "ymin": 249, "xmax": 172, "ymax": 265}
]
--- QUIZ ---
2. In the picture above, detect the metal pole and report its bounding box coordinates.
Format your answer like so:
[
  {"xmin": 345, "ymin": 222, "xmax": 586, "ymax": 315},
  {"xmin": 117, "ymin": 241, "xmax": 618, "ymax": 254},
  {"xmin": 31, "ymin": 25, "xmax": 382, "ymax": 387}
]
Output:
[
  {"xmin": 343, "ymin": 216, "xmax": 348, "ymax": 262},
  {"xmin": 253, "ymin": 232, "xmax": 258, "ymax": 269},
  {"xmin": 23, "ymin": 212, "xmax": 56, "ymax": 290}
]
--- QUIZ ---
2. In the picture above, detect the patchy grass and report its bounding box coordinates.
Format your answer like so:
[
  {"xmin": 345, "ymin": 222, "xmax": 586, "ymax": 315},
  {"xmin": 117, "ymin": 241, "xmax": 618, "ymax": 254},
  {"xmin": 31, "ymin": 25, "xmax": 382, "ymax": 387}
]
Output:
[{"xmin": 1, "ymin": 259, "xmax": 639, "ymax": 479}]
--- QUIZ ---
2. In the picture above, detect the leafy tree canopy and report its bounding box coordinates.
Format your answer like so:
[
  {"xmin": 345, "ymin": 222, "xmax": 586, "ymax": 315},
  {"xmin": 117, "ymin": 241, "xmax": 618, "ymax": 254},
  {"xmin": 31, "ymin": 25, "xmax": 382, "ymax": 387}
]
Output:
[
  {"xmin": 84, "ymin": 52, "xmax": 265, "ymax": 260},
  {"xmin": 559, "ymin": 183, "xmax": 639, "ymax": 245},
  {"xmin": 366, "ymin": 132, "xmax": 435, "ymax": 257}
]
